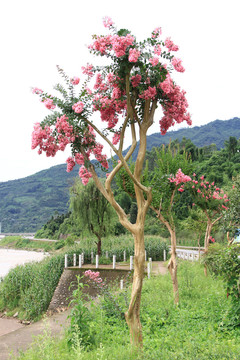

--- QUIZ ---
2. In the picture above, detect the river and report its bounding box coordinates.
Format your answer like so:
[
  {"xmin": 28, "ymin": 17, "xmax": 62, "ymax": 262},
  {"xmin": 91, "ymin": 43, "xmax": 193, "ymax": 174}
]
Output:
[{"xmin": 0, "ymin": 248, "xmax": 48, "ymax": 278}]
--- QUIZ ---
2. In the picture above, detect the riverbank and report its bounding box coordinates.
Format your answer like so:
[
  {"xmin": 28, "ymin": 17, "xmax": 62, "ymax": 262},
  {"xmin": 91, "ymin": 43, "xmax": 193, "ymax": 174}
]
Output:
[
  {"xmin": 0, "ymin": 236, "xmax": 56, "ymax": 253},
  {"xmin": 0, "ymin": 248, "xmax": 48, "ymax": 278}
]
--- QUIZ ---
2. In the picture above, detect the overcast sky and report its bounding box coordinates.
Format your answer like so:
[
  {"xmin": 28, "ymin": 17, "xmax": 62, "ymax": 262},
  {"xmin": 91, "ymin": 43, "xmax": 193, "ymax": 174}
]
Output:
[{"xmin": 0, "ymin": 0, "xmax": 239, "ymax": 182}]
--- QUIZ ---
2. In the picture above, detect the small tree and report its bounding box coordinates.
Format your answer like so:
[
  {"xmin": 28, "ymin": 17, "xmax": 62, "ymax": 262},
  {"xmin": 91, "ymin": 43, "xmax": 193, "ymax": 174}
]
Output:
[
  {"xmin": 189, "ymin": 175, "xmax": 229, "ymax": 275},
  {"xmin": 116, "ymin": 145, "xmax": 193, "ymax": 303},
  {"xmin": 148, "ymin": 146, "xmax": 192, "ymax": 303},
  {"xmin": 31, "ymin": 17, "xmax": 190, "ymax": 346},
  {"xmin": 222, "ymin": 175, "xmax": 240, "ymax": 243},
  {"xmin": 70, "ymin": 178, "xmax": 113, "ymax": 255}
]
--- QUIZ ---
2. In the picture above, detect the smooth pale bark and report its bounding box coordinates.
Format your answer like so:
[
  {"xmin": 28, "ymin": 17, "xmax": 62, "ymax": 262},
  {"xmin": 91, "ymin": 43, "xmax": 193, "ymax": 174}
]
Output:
[
  {"xmin": 87, "ymin": 95, "xmax": 155, "ymax": 347},
  {"xmin": 167, "ymin": 229, "xmax": 179, "ymax": 304},
  {"xmin": 203, "ymin": 210, "xmax": 223, "ymax": 276},
  {"xmin": 152, "ymin": 188, "xmax": 179, "ymax": 304},
  {"xmin": 125, "ymin": 229, "xmax": 145, "ymax": 345}
]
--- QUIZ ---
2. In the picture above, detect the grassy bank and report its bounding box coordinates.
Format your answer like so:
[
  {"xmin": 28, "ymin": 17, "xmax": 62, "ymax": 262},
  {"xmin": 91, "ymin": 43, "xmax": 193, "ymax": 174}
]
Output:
[
  {"xmin": 0, "ymin": 236, "xmax": 56, "ymax": 252},
  {"xmin": 14, "ymin": 262, "xmax": 240, "ymax": 360}
]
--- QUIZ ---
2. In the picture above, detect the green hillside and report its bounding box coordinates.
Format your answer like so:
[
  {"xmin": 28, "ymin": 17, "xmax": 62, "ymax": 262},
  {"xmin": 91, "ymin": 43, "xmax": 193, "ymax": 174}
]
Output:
[{"xmin": 0, "ymin": 117, "xmax": 239, "ymax": 232}]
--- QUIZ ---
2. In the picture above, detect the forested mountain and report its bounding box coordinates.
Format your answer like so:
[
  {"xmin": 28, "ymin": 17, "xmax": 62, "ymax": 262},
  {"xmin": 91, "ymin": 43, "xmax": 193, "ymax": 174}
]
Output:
[{"xmin": 0, "ymin": 117, "xmax": 239, "ymax": 232}]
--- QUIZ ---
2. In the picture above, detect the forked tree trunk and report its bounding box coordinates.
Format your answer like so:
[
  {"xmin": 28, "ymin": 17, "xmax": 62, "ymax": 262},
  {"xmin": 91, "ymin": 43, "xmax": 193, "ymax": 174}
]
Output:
[
  {"xmin": 125, "ymin": 229, "xmax": 145, "ymax": 346},
  {"xmin": 168, "ymin": 228, "xmax": 179, "ymax": 304}
]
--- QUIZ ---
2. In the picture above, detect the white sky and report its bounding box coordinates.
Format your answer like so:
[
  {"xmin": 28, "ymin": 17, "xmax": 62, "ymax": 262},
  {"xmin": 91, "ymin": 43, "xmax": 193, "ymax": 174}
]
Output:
[{"xmin": 0, "ymin": 0, "xmax": 239, "ymax": 182}]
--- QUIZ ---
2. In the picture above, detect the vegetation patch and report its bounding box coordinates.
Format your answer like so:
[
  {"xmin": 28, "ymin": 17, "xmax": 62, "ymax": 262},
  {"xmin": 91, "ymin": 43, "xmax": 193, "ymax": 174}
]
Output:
[{"xmin": 15, "ymin": 262, "xmax": 240, "ymax": 360}]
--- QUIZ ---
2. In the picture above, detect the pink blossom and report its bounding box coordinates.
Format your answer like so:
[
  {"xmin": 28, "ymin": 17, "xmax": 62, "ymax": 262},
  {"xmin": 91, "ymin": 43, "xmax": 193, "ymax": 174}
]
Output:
[
  {"xmin": 149, "ymin": 57, "xmax": 159, "ymax": 66},
  {"xmin": 165, "ymin": 37, "xmax": 179, "ymax": 51},
  {"xmin": 112, "ymin": 132, "xmax": 121, "ymax": 145},
  {"xmin": 209, "ymin": 236, "xmax": 215, "ymax": 243},
  {"xmin": 111, "ymin": 34, "xmax": 135, "ymax": 57},
  {"xmin": 178, "ymin": 187, "xmax": 184, "ymax": 192},
  {"xmin": 31, "ymin": 123, "xmax": 59, "ymax": 157},
  {"xmin": 171, "ymin": 57, "xmax": 185, "ymax": 73},
  {"xmin": 66, "ymin": 157, "xmax": 75, "ymax": 172},
  {"xmin": 70, "ymin": 77, "xmax": 80, "ymax": 85},
  {"xmin": 85, "ymin": 87, "xmax": 92, "ymax": 95},
  {"xmin": 32, "ymin": 87, "xmax": 43, "ymax": 94},
  {"xmin": 152, "ymin": 27, "xmax": 162, "ymax": 38},
  {"xmin": 75, "ymin": 153, "xmax": 85, "ymax": 165},
  {"xmin": 168, "ymin": 168, "xmax": 191, "ymax": 186},
  {"xmin": 82, "ymin": 63, "xmax": 94, "ymax": 77},
  {"xmin": 44, "ymin": 98, "xmax": 56, "ymax": 110},
  {"xmin": 128, "ymin": 48, "xmax": 140, "ymax": 62},
  {"xmin": 160, "ymin": 75, "xmax": 174, "ymax": 94},
  {"xmin": 131, "ymin": 74, "xmax": 142, "ymax": 88},
  {"xmin": 103, "ymin": 16, "xmax": 114, "ymax": 29},
  {"xmin": 154, "ymin": 44, "xmax": 162, "ymax": 56},
  {"xmin": 72, "ymin": 101, "xmax": 84, "ymax": 114},
  {"xmin": 79, "ymin": 166, "xmax": 92, "ymax": 185},
  {"xmin": 139, "ymin": 86, "xmax": 157, "ymax": 100}
]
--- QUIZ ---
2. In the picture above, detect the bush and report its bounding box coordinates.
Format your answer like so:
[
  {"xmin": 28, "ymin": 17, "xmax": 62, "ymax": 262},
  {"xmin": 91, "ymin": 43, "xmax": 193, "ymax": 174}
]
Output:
[{"xmin": 203, "ymin": 243, "xmax": 240, "ymax": 328}]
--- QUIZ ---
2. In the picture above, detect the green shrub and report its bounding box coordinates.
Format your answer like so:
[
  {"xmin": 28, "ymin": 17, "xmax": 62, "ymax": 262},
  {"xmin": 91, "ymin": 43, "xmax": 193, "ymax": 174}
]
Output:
[{"xmin": 203, "ymin": 243, "xmax": 240, "ymax": 328}]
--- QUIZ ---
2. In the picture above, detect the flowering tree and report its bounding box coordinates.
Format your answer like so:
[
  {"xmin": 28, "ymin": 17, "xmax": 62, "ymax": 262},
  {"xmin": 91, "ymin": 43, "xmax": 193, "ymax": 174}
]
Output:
[
  {"xmin": 147, "ymin": 146, "xmax": 192, "ymax": 303},
  {"xmin": 219, "ymin": 176, "xmax": 240, "ymax": 243},
  {"xmin": 31, "ymin": 17, "xmax": 191, "ymax": 346},
  {"xmin": 115, "ymin": 145, "xmax": 192, "ymax": 303},
  {"xmin": 189, "ymin": 175, "xmax": 229, "ymax": 274},
  {"xmin": 190, "ymin": 175, "xmax": 229, "ymax": 249}
]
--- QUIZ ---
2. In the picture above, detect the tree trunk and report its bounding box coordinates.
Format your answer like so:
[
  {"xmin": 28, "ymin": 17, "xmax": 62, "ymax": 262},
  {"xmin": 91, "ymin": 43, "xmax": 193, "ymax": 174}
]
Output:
[
  {"xmin": 125, "ymin": 229, "xmax": 145, "ymax": 347},
  {"xmin": 204, "ymin": 220, "xmax": 212, "ymax": 276},
  {"xmin": 97, "ymin": 238, "xmax": 101, "ymax": 256},
  {"xmin": 167, "ymin": 229, "xmax": 179, "ymax": 304}
]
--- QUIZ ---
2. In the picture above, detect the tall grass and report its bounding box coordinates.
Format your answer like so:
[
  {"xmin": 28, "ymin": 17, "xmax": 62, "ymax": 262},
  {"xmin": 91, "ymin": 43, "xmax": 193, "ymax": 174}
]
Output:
[{"xmin": 0, "ymin": 255, "xmax": 64, "ymax": 320}]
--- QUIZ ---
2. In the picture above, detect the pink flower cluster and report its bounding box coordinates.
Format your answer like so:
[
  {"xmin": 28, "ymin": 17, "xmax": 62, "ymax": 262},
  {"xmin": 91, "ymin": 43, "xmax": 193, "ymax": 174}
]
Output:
[
  {"xmin": 209, "ymin": 236, "xmax": 215, "ymax": 243},
  {"xmin": 149, "ymin": 57, "xmax": 159, "ymax": 66},
  {"xmin": 112, "ymin": 132, "xmax": 121, "ymax": 145},
  {"xmin": 159, "ymin": 73, "xmax": 191, "ymax": 135},
  {"xmin": 128, "ymin": 48, "xmax": 140, "ymax": 62},
  {"xmin": 32, "ymin": 87, "xmax": 43, "ymax": 95},
  {"xmin": 56, "ymin": 115, "xmax": 75, "ymax": 150},
  {"xmin": 31, "ymin": 123, "xmax": 59, "ymax": 157},
  {"xmin": 103, "ymin": 16, "xmax": 114, "ymax": 29},
  {"xmin": 165, "ymin": 37, "xmax": 179, "ymax": 52},
  {"xmin": 154, "ymin": 44, "xmax": 162, "ymax": 56},
  {"xmin": 44, "ymin": 98, "xmax": 56, "ymax": 110},
  {"xmin": 171, "ymin": 57, "xmax": 185, "ymax": 73},
  {"xmin": 81, "ymin": 63, "xmax": 94, "ymax": 78},
  {"xmin": 70, "ymin": 77, "xmax": 80, "ymax": 85},
  {"xmin": 90, "ymin": 33, "xmax": 135, "ymax": 58},
  {"xmin": 168, "ymin": 168, "xmax": 192, "ymax": 192},
  {"xmin": 131, "ymin": 74, "xmax": 141, "ymax": 88},
  {"xmin": 191, "ymin": 174, "xmax": 229, "ymax": 211},
  {"xmin": 84, "ymin": 270, "xmax": 103, "ymax": 283},
  {"xmin": 139, "ymin": 86, "xmax": 157, "ymax": 100},
  {"xmin": 152, "ymin": 27, "xmax": 162, "ymax": 38},
  {"xmin": 79, "ymin": 166, "xmax": 93, "ymax": 185},
  {"xmin": 72, "ymin": 101, "xmax": 84, "ymax": 114}
]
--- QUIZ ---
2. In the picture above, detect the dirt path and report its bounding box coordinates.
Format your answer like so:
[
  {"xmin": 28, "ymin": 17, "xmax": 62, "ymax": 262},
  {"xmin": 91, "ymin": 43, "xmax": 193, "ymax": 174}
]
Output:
[
  {"xmin": 0, "ymin": 310, "xmax": 70, "ymax": 360},
  {"xmin": 0, "ymin": 261, "xmax": 167, "ymax": 359}
]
